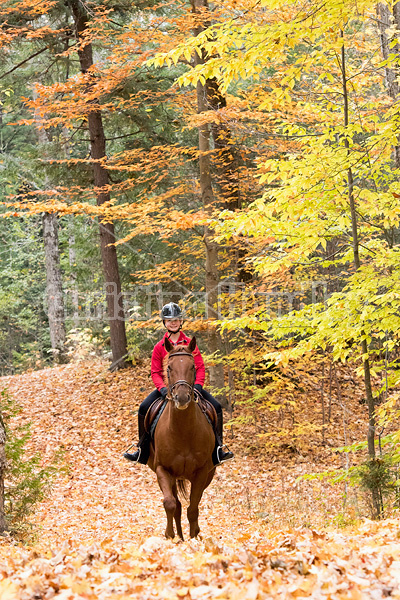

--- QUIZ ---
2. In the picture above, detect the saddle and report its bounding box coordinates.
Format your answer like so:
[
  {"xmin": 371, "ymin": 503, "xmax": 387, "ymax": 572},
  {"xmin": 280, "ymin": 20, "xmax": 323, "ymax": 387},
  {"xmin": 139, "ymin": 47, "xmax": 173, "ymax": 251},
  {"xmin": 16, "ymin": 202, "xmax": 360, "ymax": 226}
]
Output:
[
  {"xmin": 195, "ymin": 390, "xmax": 218, "ymax": 429},
  {"xmin": 144, "ymin": 392, "xmax": 218, "ymax": 436},
  {"xmin": 144, "ymin": 397, "xmax": 166, "ymax": 435}
]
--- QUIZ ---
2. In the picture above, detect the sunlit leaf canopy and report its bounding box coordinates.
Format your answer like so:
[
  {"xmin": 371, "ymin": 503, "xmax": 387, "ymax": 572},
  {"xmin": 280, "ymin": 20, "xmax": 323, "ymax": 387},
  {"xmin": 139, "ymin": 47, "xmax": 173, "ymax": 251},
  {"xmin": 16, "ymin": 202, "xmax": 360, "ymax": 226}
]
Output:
[
  {"xmin": 149, "ymin": 0, "xmax": 400, "ymax": 371},
  {"xmin": 1, "ymin": 0, "xmax": 400, "ymax": 478}
]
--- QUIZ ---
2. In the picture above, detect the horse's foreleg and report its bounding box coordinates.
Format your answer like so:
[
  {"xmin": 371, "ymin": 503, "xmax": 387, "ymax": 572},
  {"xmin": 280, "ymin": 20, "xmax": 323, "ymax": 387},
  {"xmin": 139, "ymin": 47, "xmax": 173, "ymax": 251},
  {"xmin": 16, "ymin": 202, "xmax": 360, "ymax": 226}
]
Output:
[
  {"xmin": 172, "ymin": 483, "xmax": 183, "ymax": 540},
  {"xmin": 156, "ymin": 466, "xmax": 176, "ymax": 539},
  {"xmin": 187, "ymin": 470, "xmax": 208, "ymax": 539}
]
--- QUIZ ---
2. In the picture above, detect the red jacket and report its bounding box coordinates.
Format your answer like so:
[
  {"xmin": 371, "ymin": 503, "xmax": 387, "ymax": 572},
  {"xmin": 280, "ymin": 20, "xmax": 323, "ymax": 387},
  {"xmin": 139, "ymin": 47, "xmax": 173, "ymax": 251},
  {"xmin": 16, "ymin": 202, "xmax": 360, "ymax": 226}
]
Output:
[{"xmin": 151, "ymin": 331, "xmax": 206, "ymax": 391}]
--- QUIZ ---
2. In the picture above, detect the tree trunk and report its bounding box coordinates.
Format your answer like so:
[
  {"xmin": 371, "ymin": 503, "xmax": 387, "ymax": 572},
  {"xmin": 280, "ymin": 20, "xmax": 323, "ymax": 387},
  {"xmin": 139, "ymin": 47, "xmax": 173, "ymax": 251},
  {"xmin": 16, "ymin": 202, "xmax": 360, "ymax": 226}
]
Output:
[
  {"xmin": 69, "ymin": 0, "xmax": 129, "ymax": 370},
  {"xmin": 189, "ymin": 0, "xmax": 227, "ymax": 406},
  {"xmin": 68, "ymin": 229, "xmax": 79, "ymax": 329},
  {"xmin": 43, "ymin": 213, "xmax": 67, "ymax": 363},
  {"xmin": 377, "ymin": 3, "xmax": 400, "ymax": 168},
  {"xmin": 0, "ymin": 415, "xmax": 6, "ymax": 533},
  {"xmin": 341, "ymin": 34, "xmax": 380, "ymax": 516},
  {"xmin": 206, "ymin": 79, "xmax": 251, "ymax": 282},
  {"xmin": 206, "ymin": 78, "xmax": 240, "ymax": 212},
  {"xmin": 196, "ymin": 79, "xmax": 227, "ymax": 406},
  {"xmin": 377, "ymin": 3, "xmax": 400, "ymax": 98},
  {"xmin": 33, "ymin": 87, "xmax": 67, "ymax": 364},
  {"xmin": 191, "ymin": 0, "xmax": 249, "ymax": 407}
]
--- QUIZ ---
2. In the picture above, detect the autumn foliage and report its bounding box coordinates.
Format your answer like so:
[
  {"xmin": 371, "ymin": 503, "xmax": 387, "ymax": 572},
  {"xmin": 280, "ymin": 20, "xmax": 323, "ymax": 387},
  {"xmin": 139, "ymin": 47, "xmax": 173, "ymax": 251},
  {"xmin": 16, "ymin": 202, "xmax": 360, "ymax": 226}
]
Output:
[
  {"xmin": 1, "ymin": 2, "xmax": 400, "ymax": 592},
  {"xmin": 0, "ymin": 359, "xmax": 396, "ymax": 597}
]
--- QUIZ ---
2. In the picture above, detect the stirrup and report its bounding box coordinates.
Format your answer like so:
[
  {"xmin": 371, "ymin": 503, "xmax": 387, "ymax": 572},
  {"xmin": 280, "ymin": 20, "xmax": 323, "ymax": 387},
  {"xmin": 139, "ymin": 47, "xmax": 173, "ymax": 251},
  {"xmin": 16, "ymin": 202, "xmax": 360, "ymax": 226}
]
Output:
[
  {"xmin": 123, "ymin": 444, "xmax": 141, "ymax": 463},
  {"xmin": 216, "ymin": 445, "xmax": 234, "ymax": 465}
]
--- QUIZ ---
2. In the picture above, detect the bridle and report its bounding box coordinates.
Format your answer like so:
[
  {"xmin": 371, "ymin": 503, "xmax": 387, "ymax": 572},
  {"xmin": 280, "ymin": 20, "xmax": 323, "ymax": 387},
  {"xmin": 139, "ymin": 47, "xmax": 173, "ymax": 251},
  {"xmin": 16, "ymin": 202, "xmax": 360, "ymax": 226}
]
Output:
[{"xmin": 167, "ymin": 351, "xmax": 196, "ymax": 400}]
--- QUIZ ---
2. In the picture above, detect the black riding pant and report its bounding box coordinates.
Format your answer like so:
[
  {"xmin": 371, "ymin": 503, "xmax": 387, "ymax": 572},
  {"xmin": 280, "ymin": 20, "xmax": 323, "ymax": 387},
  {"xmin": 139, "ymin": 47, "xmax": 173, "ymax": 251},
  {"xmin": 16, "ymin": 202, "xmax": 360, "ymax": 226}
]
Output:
[{"xmin": 138, "ymin": 388, "xmax": 222, "ymax": 416}]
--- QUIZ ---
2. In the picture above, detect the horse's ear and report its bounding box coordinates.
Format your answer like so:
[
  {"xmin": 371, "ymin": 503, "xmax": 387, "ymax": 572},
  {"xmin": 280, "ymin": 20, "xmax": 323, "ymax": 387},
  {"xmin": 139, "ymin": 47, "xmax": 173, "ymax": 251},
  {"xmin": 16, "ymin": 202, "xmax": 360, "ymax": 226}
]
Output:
[
  {"xmin": 188, "ymin": 336, "xmax": 196, "ymax": 353},
  {"xmin": 164, "ymin": 337, "xmax": 173, "ymax": 352}
]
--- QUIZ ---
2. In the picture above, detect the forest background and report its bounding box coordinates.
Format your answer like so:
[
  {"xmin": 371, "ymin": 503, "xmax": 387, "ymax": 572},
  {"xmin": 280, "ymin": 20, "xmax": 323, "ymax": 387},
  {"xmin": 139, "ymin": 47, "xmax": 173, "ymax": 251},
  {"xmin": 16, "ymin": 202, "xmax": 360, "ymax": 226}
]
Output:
[{"xmin": 1, "ymin": 0, "xmax": 400, "ymax": 522}]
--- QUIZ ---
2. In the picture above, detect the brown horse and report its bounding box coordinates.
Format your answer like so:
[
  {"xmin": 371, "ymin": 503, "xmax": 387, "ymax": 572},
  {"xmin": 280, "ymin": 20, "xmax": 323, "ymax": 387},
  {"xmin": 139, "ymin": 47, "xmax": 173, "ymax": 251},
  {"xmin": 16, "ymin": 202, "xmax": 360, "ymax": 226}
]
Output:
[{"xmin": 147, "ymin": 336, "xmax": 215, "ymax": 539}]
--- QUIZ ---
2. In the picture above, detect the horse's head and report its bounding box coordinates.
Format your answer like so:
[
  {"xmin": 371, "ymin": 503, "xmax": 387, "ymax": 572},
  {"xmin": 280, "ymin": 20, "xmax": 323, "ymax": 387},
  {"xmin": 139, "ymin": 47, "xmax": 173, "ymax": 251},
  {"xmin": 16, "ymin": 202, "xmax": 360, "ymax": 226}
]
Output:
[{"xmin": 165, "ymin": 336, "xmax": 196, "ymax": 410}]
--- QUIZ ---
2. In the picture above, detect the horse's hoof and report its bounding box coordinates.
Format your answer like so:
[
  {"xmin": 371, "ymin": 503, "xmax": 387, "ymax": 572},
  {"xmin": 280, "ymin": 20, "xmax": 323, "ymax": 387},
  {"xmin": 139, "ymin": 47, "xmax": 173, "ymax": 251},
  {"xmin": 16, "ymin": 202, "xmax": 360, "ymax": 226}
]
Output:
[
  {"xmin": 190, "ymin": 530, "xmax": 201, "ymax": 539},
  {"xmin": 173, "ymin": 536, "xmax": 184, "ymax": 544}
]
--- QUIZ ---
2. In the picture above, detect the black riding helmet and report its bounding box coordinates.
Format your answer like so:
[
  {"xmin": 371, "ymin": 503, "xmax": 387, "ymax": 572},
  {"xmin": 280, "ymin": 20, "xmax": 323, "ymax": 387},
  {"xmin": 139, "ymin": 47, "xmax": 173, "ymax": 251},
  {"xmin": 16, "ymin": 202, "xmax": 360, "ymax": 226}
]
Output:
[{"xmin": 161, "ymin": 302, "xmax": 183, "ymax": 321}]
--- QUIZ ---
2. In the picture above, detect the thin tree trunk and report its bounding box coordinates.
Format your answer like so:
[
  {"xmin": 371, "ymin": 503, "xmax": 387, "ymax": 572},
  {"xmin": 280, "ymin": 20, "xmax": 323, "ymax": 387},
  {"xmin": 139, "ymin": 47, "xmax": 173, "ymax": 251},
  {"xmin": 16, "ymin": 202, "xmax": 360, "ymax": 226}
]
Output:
[
  {"xmin": 68, "ymin": 229, "xmax": 79, "ymax": 329},
  {"xmin": 321, "ymin": 362, "xmax": 325, "ymax": 445},
  {"xmin": 377, "ymin": 3, "xmax": 400, "ymax": 167},
  {"xmin": 69, "ymin": 0, "xmax": 129, "ymax": 370},
  {"xmin": 0, "ymin": 414, "xmax": 6, "ymax": 532},
  {"xmin": 34, "ymin": 88, "xmax": 67, "ymax": 364},
  {"xmin": 328, "ymin": 361, "xmax": 333, "ymax": 422},
  {"xmin": 63, "ymin": 129, "xmax": 79, "ymax": 330},
  {"xmin": 341, "ymin": 34, "xmax": 379, "ymax": 516},
  {"xmin": 43, "ymin": 213, "xmax": 67, "ymax": 363},
  {"xmin": 196, "ymin": 79, "xmax": 227, "ymax": 406},
  {"xmin": 334, "ymin": 364, "xmax": 349, "ymax": 507}
]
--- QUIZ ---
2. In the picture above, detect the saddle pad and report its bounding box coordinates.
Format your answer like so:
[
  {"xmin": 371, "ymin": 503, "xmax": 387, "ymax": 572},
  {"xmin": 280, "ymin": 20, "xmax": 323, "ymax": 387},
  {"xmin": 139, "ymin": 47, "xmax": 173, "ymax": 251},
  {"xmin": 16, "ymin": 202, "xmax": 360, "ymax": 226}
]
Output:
[
  {"xmin": 144, "ymin": 397, "xmax": 166, "ymax": 434},
  {"xmin": 195, "ymin": 392, "xmax": 218, "ymax": 429},
  {"xmin": 145, "ymin": 393, "xmax": 218, "ymax": 436}
]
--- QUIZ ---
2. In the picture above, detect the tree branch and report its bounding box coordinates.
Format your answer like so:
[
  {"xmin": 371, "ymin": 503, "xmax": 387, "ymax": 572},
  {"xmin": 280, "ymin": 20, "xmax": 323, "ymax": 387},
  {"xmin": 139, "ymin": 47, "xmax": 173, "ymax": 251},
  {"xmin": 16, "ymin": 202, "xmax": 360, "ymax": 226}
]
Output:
[{"xmin": 0, "ymin": 46, "xmax": 49, "ymax": 80}]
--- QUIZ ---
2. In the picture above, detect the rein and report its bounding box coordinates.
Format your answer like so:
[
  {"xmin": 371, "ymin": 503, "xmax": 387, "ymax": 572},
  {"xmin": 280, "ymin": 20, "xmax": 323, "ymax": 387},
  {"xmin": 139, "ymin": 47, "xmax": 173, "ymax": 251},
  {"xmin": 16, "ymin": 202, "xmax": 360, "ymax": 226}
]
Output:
[{"xmin": 167, "ymin": 351, "xmax": 196, "ymax": 399}]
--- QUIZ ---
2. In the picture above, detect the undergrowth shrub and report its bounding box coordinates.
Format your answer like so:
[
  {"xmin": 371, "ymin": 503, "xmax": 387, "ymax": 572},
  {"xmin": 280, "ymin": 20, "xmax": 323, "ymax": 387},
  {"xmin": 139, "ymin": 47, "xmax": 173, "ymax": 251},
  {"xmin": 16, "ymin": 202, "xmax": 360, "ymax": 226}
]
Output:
[
  {"xmin": 0, "ymin": 388, "xmax": 59, "ymax": 538},
  {"xmin": 302, "ymin": 449, "xmax": 399, "ymax": 520}
]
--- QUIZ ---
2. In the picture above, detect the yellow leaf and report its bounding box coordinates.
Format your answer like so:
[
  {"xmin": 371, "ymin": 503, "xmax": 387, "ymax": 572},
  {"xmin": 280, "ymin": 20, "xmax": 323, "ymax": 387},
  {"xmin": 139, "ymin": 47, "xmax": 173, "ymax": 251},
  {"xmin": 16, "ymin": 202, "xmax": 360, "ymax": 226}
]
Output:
[{"xmin": 0, "ymin": 580, "xmax": 19, "ymax": 600}]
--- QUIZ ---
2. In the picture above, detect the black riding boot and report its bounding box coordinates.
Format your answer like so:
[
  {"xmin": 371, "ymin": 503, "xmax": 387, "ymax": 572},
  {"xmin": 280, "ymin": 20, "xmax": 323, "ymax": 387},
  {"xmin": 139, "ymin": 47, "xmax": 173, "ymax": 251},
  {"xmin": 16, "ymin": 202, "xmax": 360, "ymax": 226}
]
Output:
[
  {"xmin": 123, "ymin": 413, "xmax": 150, "ymax": 465},
  {"xmin": 212, "ymin": 412, "xmax": 234, "ymax": 465}
]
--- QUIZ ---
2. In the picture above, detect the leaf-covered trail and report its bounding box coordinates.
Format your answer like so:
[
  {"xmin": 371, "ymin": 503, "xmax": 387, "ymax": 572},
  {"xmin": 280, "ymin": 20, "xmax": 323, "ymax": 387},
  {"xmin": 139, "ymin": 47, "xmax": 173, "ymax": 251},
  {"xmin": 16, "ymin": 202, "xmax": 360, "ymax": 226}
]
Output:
[
  {"xmin": 3, "ymin": 360, "xmax": 264, "ymax": 546},
  {"xmin": 0, "ymin": 361, "xmax": 400, "ymax": 599}
]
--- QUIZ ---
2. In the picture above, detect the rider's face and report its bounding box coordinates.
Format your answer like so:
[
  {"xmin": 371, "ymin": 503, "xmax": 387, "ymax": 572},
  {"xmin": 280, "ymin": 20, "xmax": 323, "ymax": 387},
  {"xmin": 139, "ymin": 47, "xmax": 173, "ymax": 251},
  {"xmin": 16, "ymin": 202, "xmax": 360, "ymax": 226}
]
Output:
[{"xmin": 165, "ymin": 318, "xmax": 182, "ymax": 333}]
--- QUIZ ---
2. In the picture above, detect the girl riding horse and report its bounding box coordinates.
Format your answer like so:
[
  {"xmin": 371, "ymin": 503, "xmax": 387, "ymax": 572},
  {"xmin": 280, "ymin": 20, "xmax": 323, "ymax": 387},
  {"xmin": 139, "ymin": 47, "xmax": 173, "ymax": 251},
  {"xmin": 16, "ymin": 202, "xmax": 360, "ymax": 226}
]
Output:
[{"xmin": 124, "ymin": 302, "xmax": 234, "ymax": 466}]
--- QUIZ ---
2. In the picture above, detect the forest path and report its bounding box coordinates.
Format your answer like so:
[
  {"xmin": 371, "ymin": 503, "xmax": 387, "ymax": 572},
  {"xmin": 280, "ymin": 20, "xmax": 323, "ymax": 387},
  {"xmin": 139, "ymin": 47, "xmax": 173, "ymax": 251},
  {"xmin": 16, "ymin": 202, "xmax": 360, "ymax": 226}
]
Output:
[
  {"xmin": 3, "ymin": 360, "xmax": 260, "ymax": 546},
  {"xmin": 0, "ymin": 361, "xmax": 399, "ymax": 599}
]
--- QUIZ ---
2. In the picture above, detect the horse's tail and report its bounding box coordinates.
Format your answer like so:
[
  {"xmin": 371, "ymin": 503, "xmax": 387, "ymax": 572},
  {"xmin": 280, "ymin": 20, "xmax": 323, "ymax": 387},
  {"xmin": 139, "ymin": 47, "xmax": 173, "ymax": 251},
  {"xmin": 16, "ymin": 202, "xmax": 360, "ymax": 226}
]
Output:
[{"xmin": 177, "ymin": 478, "xmax": 189, "ymax": 502}]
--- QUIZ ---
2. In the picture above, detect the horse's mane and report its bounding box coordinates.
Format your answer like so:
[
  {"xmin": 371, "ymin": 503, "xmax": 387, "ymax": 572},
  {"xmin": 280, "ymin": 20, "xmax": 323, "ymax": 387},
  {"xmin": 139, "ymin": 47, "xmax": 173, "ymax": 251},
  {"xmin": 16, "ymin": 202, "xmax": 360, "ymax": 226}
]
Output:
[{"xmin": 162, "ymin": 343, "xmax": 193, "ymax": 386}]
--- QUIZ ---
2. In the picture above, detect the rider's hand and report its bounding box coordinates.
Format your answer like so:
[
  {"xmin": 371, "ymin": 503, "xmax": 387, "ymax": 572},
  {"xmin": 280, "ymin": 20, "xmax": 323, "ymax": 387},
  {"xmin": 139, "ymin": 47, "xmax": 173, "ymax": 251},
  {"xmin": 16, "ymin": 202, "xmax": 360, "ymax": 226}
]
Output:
[
  {"xmin": 160, "ymin": 387, "xmax": 168, "ymax": 398},
  {"xmin": 194, "ymin": 384, "xmax": 203, "ymax": 393}
]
